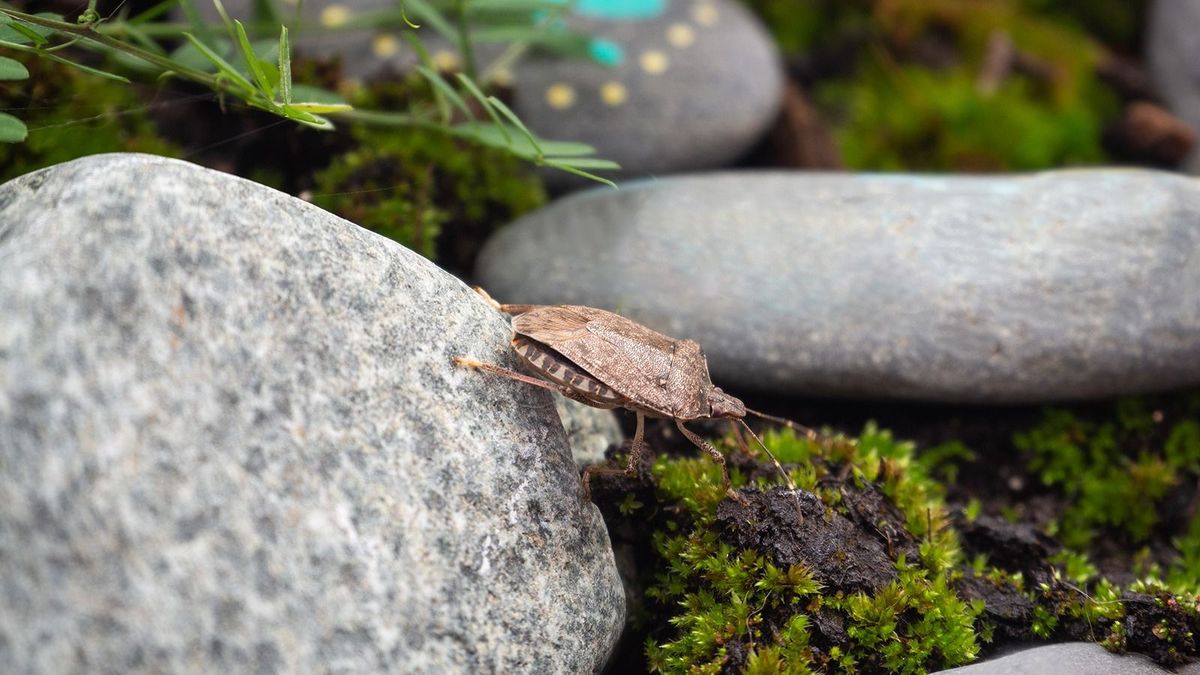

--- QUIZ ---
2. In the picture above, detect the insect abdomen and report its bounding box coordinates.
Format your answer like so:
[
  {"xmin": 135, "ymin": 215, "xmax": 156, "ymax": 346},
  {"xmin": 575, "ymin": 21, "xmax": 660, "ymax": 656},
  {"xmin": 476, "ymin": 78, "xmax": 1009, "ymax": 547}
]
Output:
[{"xmin": 513, "ymin": 336, "xmax": 625, "ymax": 404}]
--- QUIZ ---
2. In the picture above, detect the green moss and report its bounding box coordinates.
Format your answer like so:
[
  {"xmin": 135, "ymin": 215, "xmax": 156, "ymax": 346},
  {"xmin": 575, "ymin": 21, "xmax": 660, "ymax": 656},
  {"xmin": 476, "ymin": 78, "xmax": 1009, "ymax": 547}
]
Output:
[
  {"xmin": 1017, "ymin": 0, "xmax": 1148, "ymax": 52},
  {"xmin": 311, "ymin": 78, "xmax": 546, "ymax": 263},
  {"xmin": 645, "ymin": 425, "xmax": 982, "ymax": 674},
  {"xmin": 801, "ymin": 0, "xmax": 1119, "ymax": 171},
  {"xmin": 1015, "ymin": 397, "xmax": 1200, "ymax": 553},
  {"xmin": 734, "ymin": 0, "xmax": 871, "ymax": 55},
  {"xmin": 817, "ymin": 59, "xmax": 1112, "ymax": 171},
  {"xmin": 0, "ymin": 56, "xmax": 182, "ymax": 182}
]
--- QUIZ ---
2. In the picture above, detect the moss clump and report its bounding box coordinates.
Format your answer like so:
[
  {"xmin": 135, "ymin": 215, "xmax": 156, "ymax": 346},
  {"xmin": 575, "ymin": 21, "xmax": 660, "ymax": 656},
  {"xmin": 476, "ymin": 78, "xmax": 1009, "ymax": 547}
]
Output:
[
  {"xmin": 0, "ymin": 56, "xmax": 182, "ymax": 182},
  {"xmin": 1016, "ymin": 398, "xmax": 1200, "ymax": 547},
  {"xmin": 643, "ymin": 425, "xmax": 983, "ymax": 673},
  {"xmin": 813, "ymin": 0, "xmax": 1116, "ymax": 171},
  {"xmin": 311, "ymin": 77, "xmax": 545, "ymax": 267},
  {"xmin": 734, "ymin": 0, "xmax": 871, "ymax": 56}
]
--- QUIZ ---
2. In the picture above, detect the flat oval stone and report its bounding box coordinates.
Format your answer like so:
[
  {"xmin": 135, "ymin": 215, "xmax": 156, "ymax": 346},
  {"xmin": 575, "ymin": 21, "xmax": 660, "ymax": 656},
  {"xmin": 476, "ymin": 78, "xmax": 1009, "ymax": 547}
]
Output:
[
  {"xmin": 0, "ymin": 154, "xmax": 623, "ymax": 672},
  {"xmin": 476, "ymin": 170, "xmax": 1200, "ymax": 403}
]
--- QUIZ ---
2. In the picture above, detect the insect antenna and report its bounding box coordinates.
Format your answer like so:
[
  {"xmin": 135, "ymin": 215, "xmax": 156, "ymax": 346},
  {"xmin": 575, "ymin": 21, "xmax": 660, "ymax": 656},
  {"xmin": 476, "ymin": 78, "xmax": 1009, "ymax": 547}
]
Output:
[
  {"xmin": 744, "ymin": 406, "xmax": 824, "ymax": 442},
  {"xmin": 734, "ymin": 418, "xmax": 804, "ymax": 524}
]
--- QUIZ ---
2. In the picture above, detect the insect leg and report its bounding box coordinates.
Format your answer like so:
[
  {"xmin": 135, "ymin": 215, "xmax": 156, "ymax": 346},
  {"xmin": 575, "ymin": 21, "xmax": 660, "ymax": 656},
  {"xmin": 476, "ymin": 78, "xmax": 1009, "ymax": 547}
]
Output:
[
  {"xmin": 470, "ymin": 285, "xmax": 541, "ymax": 315},
  {"xmin": 453, "ymin": 356, "xmax": 561, "ymax": 393},
  {"xmin": 676, "ymin": 420, "xmax": 748, "ymax": 505},
  {"xmin": 581, "ymin": 412, "xmax": 646, "ymax": 501}
]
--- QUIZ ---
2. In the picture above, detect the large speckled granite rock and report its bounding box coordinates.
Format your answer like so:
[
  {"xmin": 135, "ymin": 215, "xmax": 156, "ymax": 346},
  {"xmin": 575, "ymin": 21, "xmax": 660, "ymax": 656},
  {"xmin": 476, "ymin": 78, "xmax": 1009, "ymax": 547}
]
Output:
[
  {"xmin": 477, "ymin": 170, "xmax": 1200, "ymax": 404},
  {"xmin": 0, "ymin": 154, "xmax": 623, "ymax": 673}
]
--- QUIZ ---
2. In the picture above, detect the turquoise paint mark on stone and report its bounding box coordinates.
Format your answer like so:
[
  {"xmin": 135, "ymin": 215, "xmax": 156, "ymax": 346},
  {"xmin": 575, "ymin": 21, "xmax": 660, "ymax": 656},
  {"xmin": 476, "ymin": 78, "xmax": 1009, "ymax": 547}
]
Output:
[
  {"xmin": 588, "ymin": 38, "xmax": 624, "ymax": 66},
  {"xmin": 575, "ymin": 0, "xmax": 667, "ymax": 21}
]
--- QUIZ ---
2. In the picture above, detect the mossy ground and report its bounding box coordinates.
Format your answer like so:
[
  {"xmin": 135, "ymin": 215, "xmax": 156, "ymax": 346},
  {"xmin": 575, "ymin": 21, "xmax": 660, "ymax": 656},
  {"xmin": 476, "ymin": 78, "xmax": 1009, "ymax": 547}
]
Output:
[{"xmin": 588, "ymin": 391, "xmax": 1200, "ymax": 673}]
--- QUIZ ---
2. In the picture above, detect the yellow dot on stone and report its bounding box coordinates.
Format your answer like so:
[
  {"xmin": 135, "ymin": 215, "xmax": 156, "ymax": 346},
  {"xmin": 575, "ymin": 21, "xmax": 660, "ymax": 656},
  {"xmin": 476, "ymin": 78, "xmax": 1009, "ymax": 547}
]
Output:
[
  {"xmin": 372, "ymin": 34, "xmax": 399, "ymax": 58},
  {"xmin": 545, "ymin": 83, "xmax": 577, "ymax": 109},
  {"xmin": 319, "ymin": 4, "xmax": 350, "ymax": 27},
  {"xmin": 691, "ymin": 1, "xmax": 719, "ymax": 26},
  {"xmin": 491, "ymin": 69, "xmax": 515, "ymax": 87},
  {"xmin": 600, "ymin": 81, "xmax": 628, "ymax": 106},
  {"xmin": 640, "ymin": 50, "xmax": 669, "ymax": 75},
  {"xmin": 666, "ymin": 23, "xmax": 696, "ymax": 48},
  {"xmin": 431, "ymin": 50, "xmax": 460, "ymax": 72}
]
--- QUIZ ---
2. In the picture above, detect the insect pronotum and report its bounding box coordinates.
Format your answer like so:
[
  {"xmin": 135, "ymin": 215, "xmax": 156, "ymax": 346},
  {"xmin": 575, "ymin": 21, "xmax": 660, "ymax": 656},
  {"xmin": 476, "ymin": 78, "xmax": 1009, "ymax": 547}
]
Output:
[{"xmin": 455, "ymin": 288, "xmax": 822, "ymax": 513}]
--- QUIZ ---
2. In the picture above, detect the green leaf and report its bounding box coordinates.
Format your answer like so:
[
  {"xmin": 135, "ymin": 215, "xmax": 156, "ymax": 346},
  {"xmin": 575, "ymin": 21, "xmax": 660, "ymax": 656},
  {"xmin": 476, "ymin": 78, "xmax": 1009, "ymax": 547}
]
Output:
[
  {"xmin": 2, "ymin": 20, "xmax": 49, "ymax": 46},
  {"xmin": 455, "ymin": 73, "xmax": 509, "ymax": 143},
  {"xmin": 534, "ymin": 139, "xmax": 599, "ymax": 157},
  {"xmin": 0, "ymin": 13, "xmax": 10, "ymax": 25},
  {"xmin": 0, "ymin": 55, "xmax": 29, "ymax": 80},
  {"xmin": 0, "ymin": 112, "xmax": 27, "ymax": 143},
  {"xmin": 542, "ymin": 160, "xmax": 617, "ymax": 188},
  {"xmin": 183, "ymin": 32, "xmax": 256, "ymax": 93},
  {"xmin": 277, "ymin": 26, "xmax": 291, "ymax": 104},
  {"xmin": 486, "ymin": 95, "xmax": 541, "ymax": 156},
  {"xmin": 233, "ymin": 19, "xmax": 273, "ymax": 98},
  {"xmin": 280, "ymin": 106, "xmax": 334, "ymax": 130},
  {"xmin": 543, "ymin": 157, "xmax": 620, "ymax": 170},
  {"xmin": 288, "ymin": 101, "xmax": 353, "ymax": 113},
  {"xmin": 416, "ymin": 65, "xmax": 472, "ymax": 117},
  {"xmin": 40, "ymin": 52, "xmax": 131, "ymax": 82}
]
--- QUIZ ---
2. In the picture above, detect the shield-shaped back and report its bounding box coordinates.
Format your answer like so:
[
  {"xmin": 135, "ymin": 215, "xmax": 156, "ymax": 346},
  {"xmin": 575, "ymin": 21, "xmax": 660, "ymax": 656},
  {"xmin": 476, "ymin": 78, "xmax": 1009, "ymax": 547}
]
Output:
[{"xmin": 512, "ymin": 305, "xmax": 713, "ymax": 419}]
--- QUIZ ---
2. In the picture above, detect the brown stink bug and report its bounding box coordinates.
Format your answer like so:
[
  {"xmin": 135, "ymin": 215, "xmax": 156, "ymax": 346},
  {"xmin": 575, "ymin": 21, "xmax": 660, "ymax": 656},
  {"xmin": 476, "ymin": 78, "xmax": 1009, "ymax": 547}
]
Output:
[{"xmin": 455, "ymin": 289, "xmax": 815, "ymax": 510}]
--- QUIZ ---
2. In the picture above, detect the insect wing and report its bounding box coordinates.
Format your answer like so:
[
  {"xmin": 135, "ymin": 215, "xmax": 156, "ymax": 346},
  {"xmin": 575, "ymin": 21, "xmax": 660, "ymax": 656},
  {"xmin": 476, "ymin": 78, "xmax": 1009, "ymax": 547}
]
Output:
[{"xmin": 514, "ymin": 305, "xmax": 703, "ymax": 417}]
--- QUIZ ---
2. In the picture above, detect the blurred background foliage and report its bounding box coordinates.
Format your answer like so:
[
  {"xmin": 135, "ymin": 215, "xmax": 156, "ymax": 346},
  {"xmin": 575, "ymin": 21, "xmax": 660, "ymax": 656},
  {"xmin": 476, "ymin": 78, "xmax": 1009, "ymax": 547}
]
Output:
[{"xmin": 741, "ymin": 0, "xmax": 1148, "ymax": 171}]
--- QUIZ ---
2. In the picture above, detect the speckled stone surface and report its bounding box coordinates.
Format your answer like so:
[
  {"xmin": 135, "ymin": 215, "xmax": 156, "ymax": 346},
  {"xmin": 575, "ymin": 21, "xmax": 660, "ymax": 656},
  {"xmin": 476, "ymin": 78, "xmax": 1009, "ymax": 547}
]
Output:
[
  {"xmin": 193, "ymin": 0, "xmax": 781, "ymax": 185},
  {"xmin": 934, "ymin": 642, "xmax": 1199, "ymax": 674},
  {"xmin": 1148, "ymin": 0, "xmax": 1200, "ymax": 173},
  {"xmin": 477, "ymin": 170, "xmax": 1200, "ymax": 403},
  {"xmin": 0, "ymin": 154, "xmax": 624, "ymax": 673},
  {"xmin": 556, "ymin": 396, "xmax": 623, "ymax": 466}
]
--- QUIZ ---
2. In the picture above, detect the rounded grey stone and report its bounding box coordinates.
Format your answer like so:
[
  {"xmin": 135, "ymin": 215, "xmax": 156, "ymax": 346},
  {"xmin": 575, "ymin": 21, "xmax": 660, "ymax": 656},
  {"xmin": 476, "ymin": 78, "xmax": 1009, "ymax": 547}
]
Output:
[
  {"xmin": 476, "ymin": 170, "xmax": 1200, "ymax": 403},
  {"xmin": 0, "ymin": 154, "xmax": 623, "ymax": 673},
  {"xmin": 555, "ymin": 396, "xmax": 624, "ymax": 467},
  {"xmin": 935, "ymin": 642, "xmax": 1187, "ymax": 674},
  {"xmin": 1148, "ymin": 0, "xmax": 1200, "ymax": 173},
  {"xmin": 511, "ymin": 0, "xmax": 783, "ymax": 184}
]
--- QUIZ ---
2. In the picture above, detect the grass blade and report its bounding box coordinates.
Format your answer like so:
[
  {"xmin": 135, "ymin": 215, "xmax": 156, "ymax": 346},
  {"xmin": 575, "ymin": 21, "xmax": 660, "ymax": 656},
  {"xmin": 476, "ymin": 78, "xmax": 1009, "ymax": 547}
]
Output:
[
  {"xmin": 183, "ymin": 32, "xmax": 255, "ymax": 93},
  {"xmin": 416, "ymin": 65, "xmax": 472, "ymax": 118},
  {"xmin": 542, "ymin": 160, "xmax": 617, "ymax": 187},
  {"xmin": 486, "ymin": 95, "xmax": 540, "ymax": 157},
  {"xmin": 233, "ymin": 19, "xmax": 272, "ymax": 98},
  {"xmin": 455, "ymin": 73, "xmax": 509, "ymax": 143},
  {"xmin": 277, "ymin": 25, "xmax": 291, "ymax": 104}
]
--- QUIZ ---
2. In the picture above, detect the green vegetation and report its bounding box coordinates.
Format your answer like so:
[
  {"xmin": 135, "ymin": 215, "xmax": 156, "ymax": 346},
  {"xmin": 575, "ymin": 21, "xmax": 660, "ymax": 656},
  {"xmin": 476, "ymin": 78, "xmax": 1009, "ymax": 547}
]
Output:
[
  {"xmin": 1016, "ymin": 395, "xmax": 1200, "ymax": 589},
  {"xmin": 0, "ymin": 57, "xmax": 182, "ymax": 182},
  {"xmin": 0, "ymin": 0, "xmax": 617, "ymax": 182},
  {"xmin": 739, "ymin": 0, "xmax": 1120, "ymax": 171},
  {"xmin": 643, "ymin": 425, "xmax": 983, "ymax": 674},
  {"xmin": 312, "ymin": 91, "xmax": 546, "ymax": 262},
  {"xmin": 614, "ymin": 394, "xmax": 1200, "ymax": 673}
]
